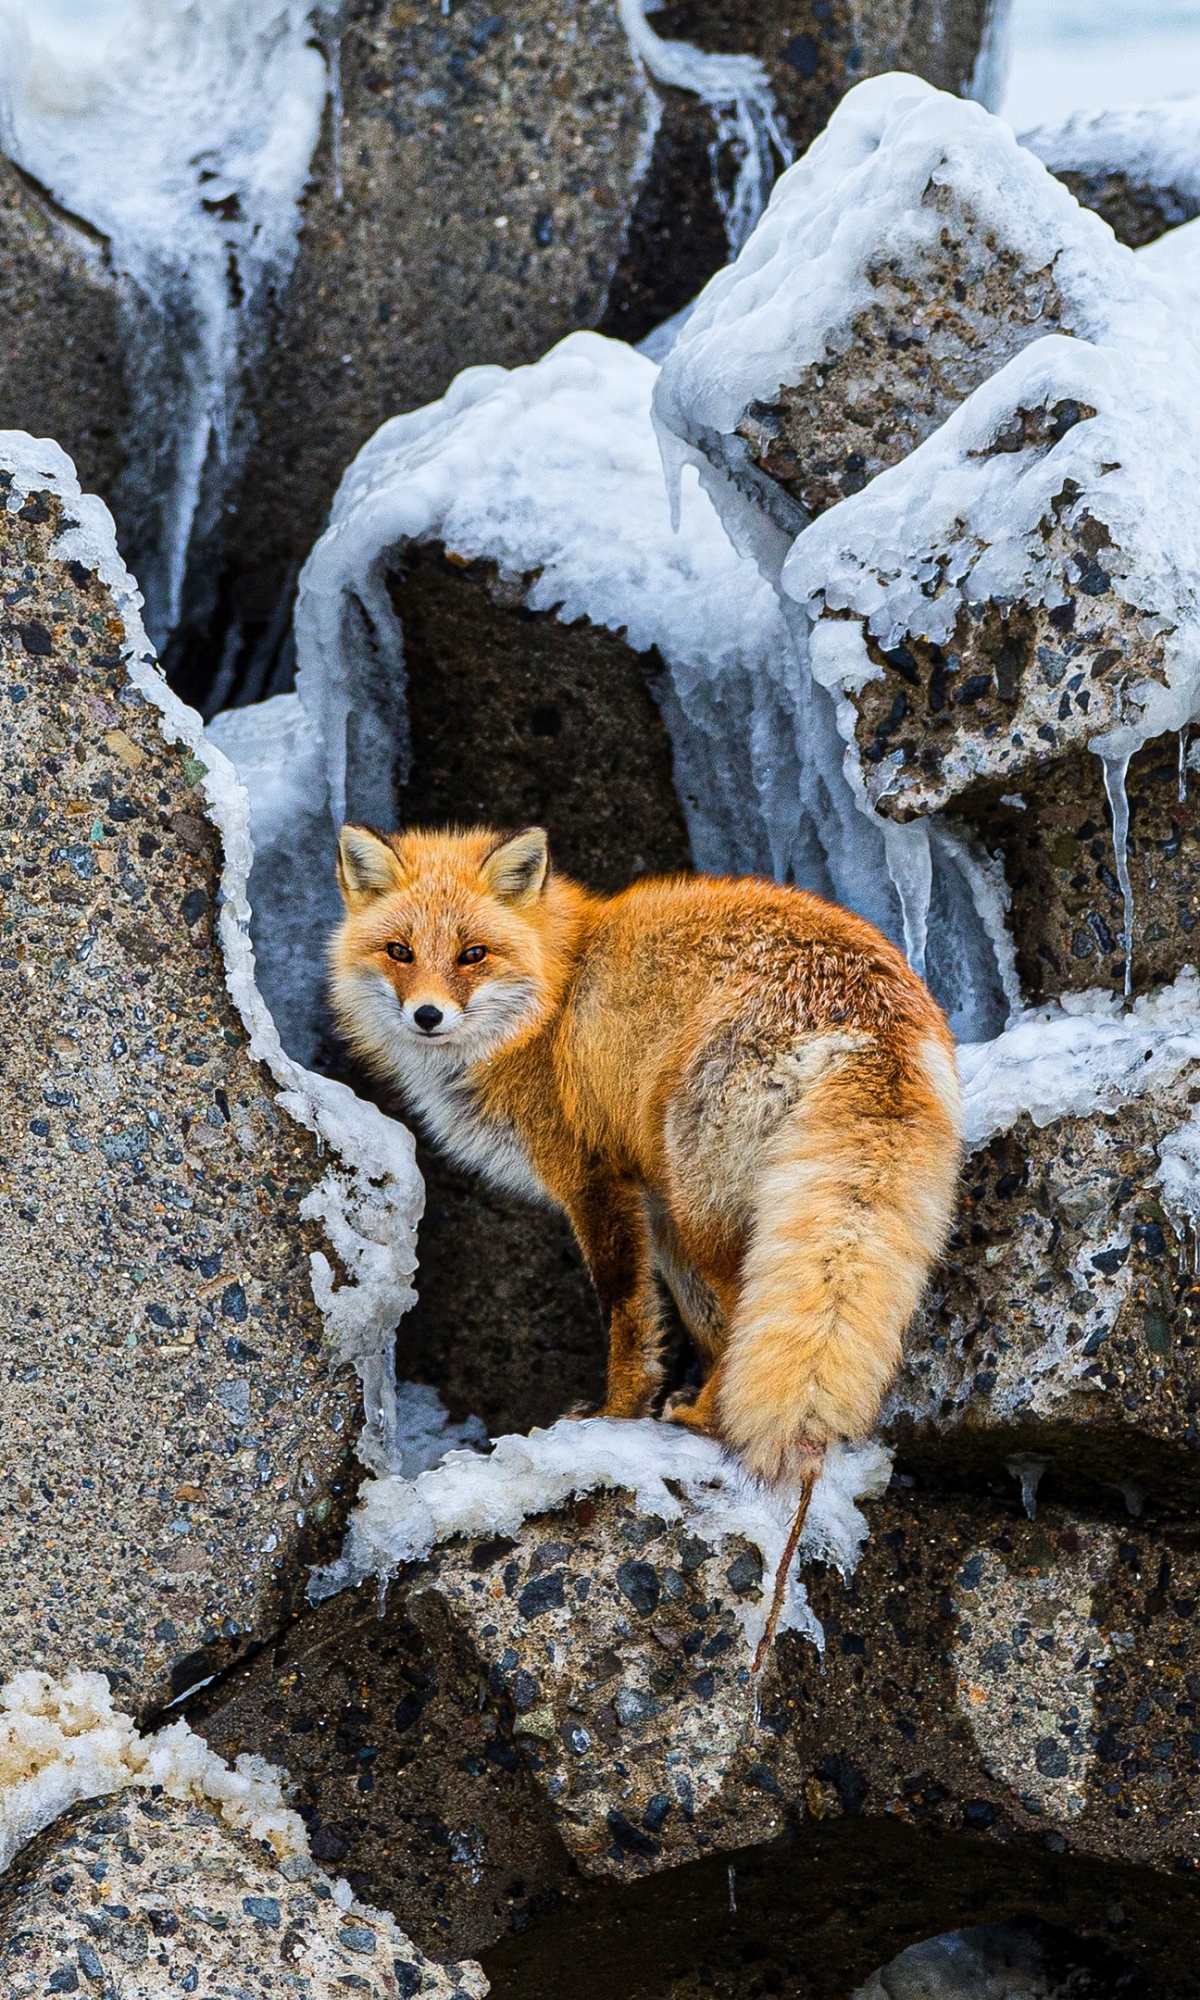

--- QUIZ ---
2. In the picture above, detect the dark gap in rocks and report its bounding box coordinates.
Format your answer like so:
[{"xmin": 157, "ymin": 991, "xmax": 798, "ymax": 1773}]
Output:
[{"xmin": 480, "ymin": 1813, "xmax": 1179, "ymax": 1999}]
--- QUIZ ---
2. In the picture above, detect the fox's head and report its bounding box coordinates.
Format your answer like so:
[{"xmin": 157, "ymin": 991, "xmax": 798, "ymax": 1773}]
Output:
[{"xmin": 329, "ymin": 823, "xmax": 555, "ymax": 1065}]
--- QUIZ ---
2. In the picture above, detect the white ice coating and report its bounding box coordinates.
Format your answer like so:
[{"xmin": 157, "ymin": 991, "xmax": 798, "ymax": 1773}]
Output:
[
  {"xmin": 0, "ymin": 0, "xmax": 331, "ymax": 645},
  {"xmin": 308, "ymin": 1417, "xmax": 893, "ymax": 1657},
  {"xmin": 0, "ymin": 1668, "xmax": 308, "ymax": 1878},
  {"xmin": 618, "ymin": 0, "xmax": 792, "ymax": 257},
  {"xmin": 2, "ymin": 430, "xmax": 423, "ymax": 1477},
  {"xmin": 1022, "ymin": 93, "xmax": 1200, "ymax": 214},
  {"xmin": 957, "ymin": 967, "xmax": 1200, "ymax": 1149},
  {"xmin": 656, "ymin": 76, "xmax": 1200, "ymax": 1037}
]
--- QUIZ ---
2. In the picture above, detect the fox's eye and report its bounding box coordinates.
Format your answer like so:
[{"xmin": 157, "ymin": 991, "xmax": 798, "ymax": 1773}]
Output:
[
  {"xmin": 387, "ymin": 942, "xmax": 413, "ymax": 963},
  {"xmin": 459, "ymin": 944, "xmax": 487, "ymax": 966}
]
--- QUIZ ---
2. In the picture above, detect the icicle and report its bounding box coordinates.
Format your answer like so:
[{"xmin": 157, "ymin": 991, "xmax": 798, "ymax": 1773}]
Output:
[
  {"xmin": 1006, "ymin": 1455, "xmax": 1045, "ymax": 1521},
  {"xmin": 616, "ymin": 0, "xmax": 792, "ymax": 257},
  {"xmin": 325, "ymin": 16, "xmax": 344, "ymax": 203},
  {"xmin": 1101, "ymin": 752, "xmax": 1134, "ymax": 1000},
  {"xmin": 728, "ymin": 1865, "xmax": 738, "ymax": 1913},
  {"xmin": 1180, "ymin": 726, "xmax": 1190, "ymax": 804},
  {"xmin": 882, "ymin": 818, "xmax": 933, "ymax": 978}
]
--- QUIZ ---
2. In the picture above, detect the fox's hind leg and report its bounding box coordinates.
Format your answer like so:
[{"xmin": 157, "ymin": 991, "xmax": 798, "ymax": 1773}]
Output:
[
  {"xmin": 644, "ymin": 1194, "xmax": 727, "ymax": 1359},
  {"xmin": 561, "ymin": 1172, "xmax": 665, "ymax": 1419}
]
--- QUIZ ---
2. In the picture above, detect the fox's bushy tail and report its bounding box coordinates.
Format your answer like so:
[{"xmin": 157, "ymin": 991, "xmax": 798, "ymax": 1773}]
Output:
[{"xmin": 718, "ymin": 1038, "xmax": 962, "ymax": 1485}]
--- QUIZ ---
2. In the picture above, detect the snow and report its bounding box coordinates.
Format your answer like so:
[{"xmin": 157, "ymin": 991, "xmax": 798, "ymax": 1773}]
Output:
[
  {"xmin": 656, "ymin": 75, "xmax": 1200, "ymax": 1017},
  {"xmin": 652, "ymin": 73, "xmax": 1118, "ymax": 474},
  {"xmin": 3, "ymin": 430, "xmax": 423, "ymax": 1479},
  {"xmin": 0, "ymin": 1667, "xmax": 307, "ymax": 1877},
  {"xmin": 0, "ymin": 0, "xmax": 331, "ymax": 645},
  {"xmin": 308, "ymin": 1416, "xmax": 893, "ymax": 1658}
]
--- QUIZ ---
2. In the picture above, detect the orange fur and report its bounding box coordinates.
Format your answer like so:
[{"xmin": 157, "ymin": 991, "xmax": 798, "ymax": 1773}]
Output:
[{"xmin": 329, "ymin": 824, "xmax": 963, "ymax": 1481}]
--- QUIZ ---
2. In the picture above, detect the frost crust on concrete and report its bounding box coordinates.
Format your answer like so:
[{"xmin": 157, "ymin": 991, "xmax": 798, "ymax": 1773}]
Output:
[
  {"xmin": 309, "ymin": 1416, "xmax": 892, "ymax": 1658},
  {"xmin": 0, "ymin": 1668, "xmax": 306, "ymax": 1878},
  {"xmin": 3, "ymin": 430, "xmax": 422, "ymax": 1476}
]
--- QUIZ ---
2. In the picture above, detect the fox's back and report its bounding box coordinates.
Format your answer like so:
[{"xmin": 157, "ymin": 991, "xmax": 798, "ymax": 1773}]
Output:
[{"xmin": 552, "ymin": 871, "xmax": 954, "ymax": 1179}]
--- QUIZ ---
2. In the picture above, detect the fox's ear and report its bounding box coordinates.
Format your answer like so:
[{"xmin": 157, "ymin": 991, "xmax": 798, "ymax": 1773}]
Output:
[
  {"xmin": 336, "ymin": 824, "xmax": 405, "ymax": 908},
  {"xmin": 480, "ymin": 826, "xmax": 549, "ymax": 905}
]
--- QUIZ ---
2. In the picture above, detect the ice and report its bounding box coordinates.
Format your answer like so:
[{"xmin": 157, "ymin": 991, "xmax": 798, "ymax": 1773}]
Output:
[
  {"xmin": 0, "ymin": 1, "xmax": 330, "ymax": 645},
  {"xmin": 652, "ymin": 73, "xmax": 1121, "ymax": 485},
  {"xmin": 1022, "ymin": 94, "xmax": 1200, "ymax": 222},
  {"xmin": 1005, "ymin": 1454, "xmax": 1045, "ymax": 1521},
  {"xmin": 392, "ymin": 1380, "xmax": 489, "ymax": 1480},
  {"xmin": 4, "ymin": 431, "xmax": 423, "ymax": 1479},
  {"xmin": 0, "ymin": 1667, "xmax": 306, "ymax": 1876},
  {"xmin": 617, "ymin": 0, "xmax": 791, "ymax": 258},
  {"xmin": 957, "ymin": 967, "xmax": 1200, "ymax": 1148},
  {"xmin": 1101, "ymin": 752, "xmax": 1134, "ymax": 999},
  {"xmin": 654, "ymin": 79, "xmax": 1200, "ymax": 865},
  {"xmin": 206, "ymin": 693, "xmax": 341, "ymax": 1067},
  {"xmin": 308, "ymin": 1414, "xmax": 893, "ymax": 1659}
]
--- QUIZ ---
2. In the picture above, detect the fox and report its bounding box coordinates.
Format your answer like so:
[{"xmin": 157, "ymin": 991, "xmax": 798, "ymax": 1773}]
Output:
[{"xmin": 329, "ymin": 820, "xmax": 961, "ymax": 1524}]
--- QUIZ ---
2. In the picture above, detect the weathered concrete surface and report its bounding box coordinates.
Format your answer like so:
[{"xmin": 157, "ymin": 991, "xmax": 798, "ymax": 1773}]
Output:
[
  {"xmin": 171, "ymin": 0, "xmax": 1003, "ymax": 706},
  {"xmin": 193, "ymin": 1492, "xmax": 780, "ymax": 1949},
  {"xmin": 172, "ymin": 0, "xmax": 656, "ymax": 705},
  {"xmin": 964, "ymin": 738, "xmax": 1200, "ymax": 1007},
  {"xmin": 0, "ymin": 156, "xmax": 128, "ymax": 520},
  {"xmin": 844, "ymin": 507, "xmax": 1165, "ymax": 829},
  {"xmin": 483, "ymin": 1819, "xmax": 1167, "ymax": 2000},
  {"xmin": 0, "ymin": 1789, "xmax": 483, "ymax": 1999},
  {"xmin": 0, "ymin": 478, "xmax": 364, "ymax": 1713},
  {"xmin": 1052, "ymin": 170, "xmax": 1198, "ymax": 250},
  {"xmin": 728, "ymin": 196, "xmax": 1071, "ymax": 534},
  {"xmin": 189, "ymin": 1472, "xmax": 1200, "ymax": 1969},
  {"xmin": 601, "ymin": 0, "xmax": 1000, "ymax": 346},
  {"xmin": 894, "ymin": 1076, "xmax": 1200, "ymax": 1505},
  {"xmin": 190, "ymin": 1577, "xmax": 574, "ymax": 1956}
]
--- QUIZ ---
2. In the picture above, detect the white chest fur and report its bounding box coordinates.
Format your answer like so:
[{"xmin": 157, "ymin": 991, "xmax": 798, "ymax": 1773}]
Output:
[{"xmin": 400, "ymin": 1045, "xmax": 548, "ymax": 1203}]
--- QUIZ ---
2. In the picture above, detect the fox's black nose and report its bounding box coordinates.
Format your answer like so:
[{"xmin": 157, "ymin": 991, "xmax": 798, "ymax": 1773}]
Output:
[{"xmin": 413, "ymin": 1004, "xmax": 444, "ymax": 1033}]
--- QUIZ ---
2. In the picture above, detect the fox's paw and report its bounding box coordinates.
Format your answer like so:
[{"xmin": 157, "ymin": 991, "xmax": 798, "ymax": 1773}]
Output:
[
  {"xmin": 662, "ymin": 1386, "xmax": 719, "ymax": 1438},
  {"xmin": 565, "ymin": 1398, "xmax": 602, "ymax": 1420}
]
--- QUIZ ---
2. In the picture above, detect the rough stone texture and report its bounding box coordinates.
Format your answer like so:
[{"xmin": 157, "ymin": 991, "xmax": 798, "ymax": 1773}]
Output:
[
  {"xmin": 892, "ymin": 1075, "xmax": 1200, "ymax": 1504},
  {"xmin": 600, "ymin": 0, "xmax": 998, "ymax": 347},
  {"xmin": 846, "ymin": 490, "xmax": 1164, "ymax": 825},
  {"xmin": 192, "ymin": 1493, "xmax": 781, "ymax": 1955},
  {"xmin": 963, "ymin": 737, "xmax": 1200, "ymax": 1007},
  {"xmin": 348, "ymin": 542, "xmax": 691, "ymax": 1441},
  {"xmin": 0, "ymin": 1789, "xmax": 483, "ymax": 1999},
  {"xmin": 0, "ymin": 156, "xmax": 128, "ymax": 522},
  {"xmin": 186, "ymin": 1475, "xmax": 1200, "ymax": 1971},
  {"xmin": 189, "ymin": 1577, "xmax": 573, "ymax": 1958},
  {"xmin": 172, "ymin": 0, "xmax": 656, "ymax": 706},
  {"xmin": 170, "ymin": 0, "xmax": 1001, "ymax": 706},
  {"xmin": 784, "ymin": 1489, "xmax": 1200, "ymax": 1879},
  {"xmin": 729, "ymin": 192, "xmax": 1070, "ymax": 533},
  {"xmin": 0, "ymin": 481, "xmax": 363, "ymax": 1714},
  {"xmin": 1052, "ymin": 170, "xmax": 1199, "ymax": 251},
  {"xmin": 484, "ymin": 1823, "xmax": 1162, "ymax": 2000}
]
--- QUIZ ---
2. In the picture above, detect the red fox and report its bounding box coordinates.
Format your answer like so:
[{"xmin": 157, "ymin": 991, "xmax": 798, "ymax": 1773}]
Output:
[{"xmin": 329, "ymin": 823, "xmax": 962, "ymax": 1499}]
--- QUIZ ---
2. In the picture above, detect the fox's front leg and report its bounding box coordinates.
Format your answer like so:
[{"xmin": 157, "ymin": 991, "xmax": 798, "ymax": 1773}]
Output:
[{"xmin": 561, "ymin": 1171, "xmax": 664, "ymax": 1419}]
